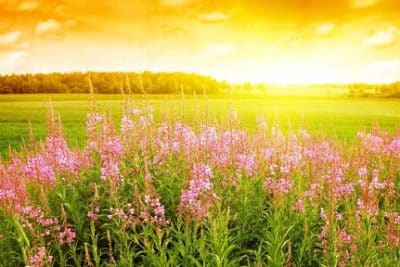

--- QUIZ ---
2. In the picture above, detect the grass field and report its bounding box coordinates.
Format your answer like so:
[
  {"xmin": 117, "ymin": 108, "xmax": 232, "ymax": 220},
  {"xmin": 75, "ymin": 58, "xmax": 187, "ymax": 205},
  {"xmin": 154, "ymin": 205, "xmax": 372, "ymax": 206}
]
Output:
[
  {"xmin": 2, "ymin": 93, "xmax": 400, "ymax": 266},
  {"xmin": 1, "ymin": 94, "xmax": 400, "ymax": 158}
]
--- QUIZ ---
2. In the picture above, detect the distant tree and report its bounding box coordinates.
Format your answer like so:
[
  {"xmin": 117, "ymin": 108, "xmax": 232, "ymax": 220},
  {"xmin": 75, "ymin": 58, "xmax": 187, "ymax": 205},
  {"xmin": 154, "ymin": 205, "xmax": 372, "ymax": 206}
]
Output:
[
  {"xmin": 4, "ymin": 71, "xmax": 398, "ymax": 97},
  {"xmin": 243, "ymin": 82, "xmax": 253, "ymax": 93},
  {"xmin": 256, "ymin": 83, "xmax": 267, "ymax": 93}
]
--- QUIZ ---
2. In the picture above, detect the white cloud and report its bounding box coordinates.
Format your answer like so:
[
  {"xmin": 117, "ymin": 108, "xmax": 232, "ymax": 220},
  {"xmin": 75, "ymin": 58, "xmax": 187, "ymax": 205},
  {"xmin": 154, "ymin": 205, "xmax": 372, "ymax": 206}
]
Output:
[
  {"xmin": 316, "ymin": 22, "xmax": 335, "ymax": 36},
  {"xmin": 364, "ymin": 26, "xmax": 398, "ymax": 48},
  {"xmin": 35, "ymin": 19, "xmax": 61, "ymax": 35},
  {"xmin": 0, "ymin": 51, "xmax": 27, "ymax": 71},
  {"xmin": 201, "ymin": 43, "xmax": 236, "ymax": 58},
  {"xmin": 18, "ymin": 1, "xmax": 39, "ymax": 11},
  {"xmin": 0, "ymin": 31, "xmax": 21, "ymax": 46},
  {"xmin": 197, "ymin": 12, "xmax": 230, "ymax": 23},
  {"xmin": 351, "ymin": 0, "xmax": 378, "ymax": 8}
]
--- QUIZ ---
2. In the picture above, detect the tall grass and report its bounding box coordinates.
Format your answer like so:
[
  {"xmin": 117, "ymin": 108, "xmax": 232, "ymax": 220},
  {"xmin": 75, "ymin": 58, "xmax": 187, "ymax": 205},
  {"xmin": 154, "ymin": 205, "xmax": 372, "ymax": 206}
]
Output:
[{"xmin": 0, "ymin": 98, "xmax": 399, "ymax": 266}]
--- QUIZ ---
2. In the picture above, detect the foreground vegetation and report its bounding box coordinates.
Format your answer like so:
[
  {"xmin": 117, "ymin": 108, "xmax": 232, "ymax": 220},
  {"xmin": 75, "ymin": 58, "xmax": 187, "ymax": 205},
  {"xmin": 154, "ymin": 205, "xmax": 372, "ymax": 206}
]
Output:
[{"xmin": 0, "ymin": 98, "xmax": 400, "ymax": 266}]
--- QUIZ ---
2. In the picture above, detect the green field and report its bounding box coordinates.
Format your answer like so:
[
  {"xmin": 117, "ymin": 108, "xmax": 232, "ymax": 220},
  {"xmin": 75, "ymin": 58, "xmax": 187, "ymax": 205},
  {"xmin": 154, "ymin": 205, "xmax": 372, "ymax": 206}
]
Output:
[{"xmin": 1, "ymin": 94, "xmax": 400, "ymax": 158}]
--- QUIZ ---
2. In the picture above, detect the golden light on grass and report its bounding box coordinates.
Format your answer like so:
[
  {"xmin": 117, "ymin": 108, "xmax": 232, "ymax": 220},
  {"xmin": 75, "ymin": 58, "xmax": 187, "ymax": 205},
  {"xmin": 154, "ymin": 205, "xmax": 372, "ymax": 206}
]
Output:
[{"xmin": 0, "ymin": 0, "xmax": 399, "ymax": 84}]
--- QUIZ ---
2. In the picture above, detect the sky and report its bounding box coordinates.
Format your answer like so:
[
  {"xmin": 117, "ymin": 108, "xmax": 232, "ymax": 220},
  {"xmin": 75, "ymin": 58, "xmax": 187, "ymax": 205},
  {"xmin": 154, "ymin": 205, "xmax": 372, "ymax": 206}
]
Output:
[{"xmin": 0, "ymin": 0, "xmax": 399, "ymax": 84}]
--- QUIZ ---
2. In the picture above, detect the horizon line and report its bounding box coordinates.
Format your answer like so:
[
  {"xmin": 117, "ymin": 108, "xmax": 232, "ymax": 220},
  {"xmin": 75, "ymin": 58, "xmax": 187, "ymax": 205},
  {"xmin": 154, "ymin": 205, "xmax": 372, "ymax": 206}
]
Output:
[{"xmin": 0, "ymin": 70, "xmax": 399, "ymax": 86}]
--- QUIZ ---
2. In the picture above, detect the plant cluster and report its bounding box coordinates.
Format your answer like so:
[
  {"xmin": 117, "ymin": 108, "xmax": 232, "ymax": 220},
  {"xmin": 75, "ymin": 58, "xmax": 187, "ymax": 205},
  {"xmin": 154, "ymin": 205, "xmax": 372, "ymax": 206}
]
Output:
[{"xmin": 0, "ymin": 100, "xmax": 399, "ymax": 266}]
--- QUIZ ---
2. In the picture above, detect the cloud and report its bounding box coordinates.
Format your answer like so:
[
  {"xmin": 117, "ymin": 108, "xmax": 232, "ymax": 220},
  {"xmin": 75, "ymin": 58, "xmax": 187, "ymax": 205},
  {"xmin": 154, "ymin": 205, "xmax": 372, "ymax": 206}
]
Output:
[
  {"xmin": 351, "ymin": 0, "xmax": 378, "ymax": 8},
  {"xmin": 201, "ymin": 43, "xmax": 236, "ymax": 58},
  {"xmin": 0, "ymin": 51, "xmax": 27, "ymax": 71},
  {"xmin": 196, "ymin": 12, "xmax": 230, "ymax": 23},
  {"xmin": 364, "ymin": 26, "xmax": 398, "ymax": 48},
  {"xmin": 35, "ymin": 19, "xmax": 61, "ymax": 35},
  {"xmin": 316, "ymin": 22, "xmax": 336, "ymax": 36},
  {"xmin": 0, "ymin": 31, "xmax": 21, "ymax": 46},
  {"xmin": 18, "ymin": 1, "xmax": 39, "ymax": 11}
]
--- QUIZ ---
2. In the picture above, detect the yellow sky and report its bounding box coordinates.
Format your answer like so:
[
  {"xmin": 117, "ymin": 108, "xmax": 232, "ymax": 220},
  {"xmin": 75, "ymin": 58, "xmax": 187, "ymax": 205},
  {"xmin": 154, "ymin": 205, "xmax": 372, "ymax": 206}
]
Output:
[{"xmin": 0, "ymin": 0, "xmax": 399, "ymax": 84}]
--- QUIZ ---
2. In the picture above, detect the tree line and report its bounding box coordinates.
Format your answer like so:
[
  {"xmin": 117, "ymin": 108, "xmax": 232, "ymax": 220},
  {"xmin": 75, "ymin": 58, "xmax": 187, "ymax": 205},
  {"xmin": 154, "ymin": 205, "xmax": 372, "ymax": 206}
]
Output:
[
  {"xmin": 348, "ymin": 82, "xmax": 400, "ymax": 97},
  {"xmin": 0, "ymin": 71, "xmax": 231, "ymax": 94},
  {"xmin": 1, "ymin": 71, "xmax": 399, "ymax": 97}
]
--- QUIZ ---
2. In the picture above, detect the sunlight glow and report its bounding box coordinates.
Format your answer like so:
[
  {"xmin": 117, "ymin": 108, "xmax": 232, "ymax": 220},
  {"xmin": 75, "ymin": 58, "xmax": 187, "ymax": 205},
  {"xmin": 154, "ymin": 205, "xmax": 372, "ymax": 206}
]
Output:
[{"xmin": 0, "ymin": 0, "xmax": 399, "ymax": 84}]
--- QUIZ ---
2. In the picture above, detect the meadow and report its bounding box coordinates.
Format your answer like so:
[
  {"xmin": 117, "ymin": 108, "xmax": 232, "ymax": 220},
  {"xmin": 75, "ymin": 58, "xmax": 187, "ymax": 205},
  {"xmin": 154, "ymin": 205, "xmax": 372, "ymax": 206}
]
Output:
[
  {"xmin": 0, "ymin": 94, "xmax": 400, "ymax": 266},
  {"xmin": 1, "ymin": 94, "xmax": 400, "ymax": 158}
]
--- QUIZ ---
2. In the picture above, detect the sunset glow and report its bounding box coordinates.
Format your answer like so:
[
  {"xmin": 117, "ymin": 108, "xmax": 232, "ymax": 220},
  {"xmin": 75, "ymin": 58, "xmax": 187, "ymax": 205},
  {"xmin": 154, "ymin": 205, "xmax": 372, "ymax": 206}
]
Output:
[{"xmin": 1, "ymin": 0, "xmax": 400, "ymax": 84}]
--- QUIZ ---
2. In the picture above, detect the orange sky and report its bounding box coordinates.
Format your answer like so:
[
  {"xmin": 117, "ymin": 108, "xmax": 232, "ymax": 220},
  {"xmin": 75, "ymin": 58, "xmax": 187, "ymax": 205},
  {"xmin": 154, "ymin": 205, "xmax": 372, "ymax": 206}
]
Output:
[{"xmin": 0, "ymin": 0, "xmax": 399, "ymax": 84}]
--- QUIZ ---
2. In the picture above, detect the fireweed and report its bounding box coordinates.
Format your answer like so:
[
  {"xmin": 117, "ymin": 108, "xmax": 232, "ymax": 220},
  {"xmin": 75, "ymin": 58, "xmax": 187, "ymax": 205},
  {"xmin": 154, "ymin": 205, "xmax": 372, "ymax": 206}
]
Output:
[{"xmin": 0, "ymin": 102, "xmax": 399, "ymax": 266}]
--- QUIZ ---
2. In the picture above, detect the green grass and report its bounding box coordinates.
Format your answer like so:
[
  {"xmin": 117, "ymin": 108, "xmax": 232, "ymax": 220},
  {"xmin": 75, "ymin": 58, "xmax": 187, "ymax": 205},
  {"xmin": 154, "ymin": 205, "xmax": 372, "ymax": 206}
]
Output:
[{"xmin": 1, "ymin": 94, "xmax": 400, "ymax": 158}]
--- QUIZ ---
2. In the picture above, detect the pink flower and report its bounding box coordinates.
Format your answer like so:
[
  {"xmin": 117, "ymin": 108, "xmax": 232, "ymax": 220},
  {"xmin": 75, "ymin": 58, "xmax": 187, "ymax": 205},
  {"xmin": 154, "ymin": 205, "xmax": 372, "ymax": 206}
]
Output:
[
  {"xmin": 45, "ymin": 135, "xmax": 81, "ymax": 175},
  {"xmin": 179, "ymin": 163, "xmax": 218, "ymax": 220},
  {"xmin": 264, "ymin": 177, "xmax": 293, "ymax": 197},
  {"xmin": 23, "ymin": 155, "xmax": 55, "ymax": 185},
  {"xmin": 236, "ymin": 154, "xmax": 258, "ymax": 176},
  {"xmin": 291, "ymin": 199, "xmax": 304, "ymax": 213},
  {"xmin": 58, "ymin": 228, "xmax": 76, "ymax": 245},
  {"xmin": 358, "ymin": 167, "xmax": 367, "ymax": 177},
  {"xmin": 30, "ymin": 246, "xmax": 52, "ymax": 266},
  {"xmin": 339, "ymin": 230, "xmax": 352, "ymax": 244}
]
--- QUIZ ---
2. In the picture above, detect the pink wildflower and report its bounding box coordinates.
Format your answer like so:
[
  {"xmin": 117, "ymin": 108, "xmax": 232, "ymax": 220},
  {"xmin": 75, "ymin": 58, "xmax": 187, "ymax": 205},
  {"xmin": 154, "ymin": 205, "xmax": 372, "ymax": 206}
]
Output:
[
  {"xmin": 291, "ymin": 199, "xmax": 305, "ymax": 213},
  {"xmin": 264, "ymin": 177, "xmax": 293, "ymax": 197},
  {"xmin": 180, "ymin": 163, "xmax": 218, "ymax": 220},
  {"xmin": 236, "ymin": 154, "xmax": 258, "ymax": 176},
  {"xmin": 58, "ymin": 228, "xmax": 76, "ymax": 245},
  {"xmin": 23, "ymin": 155, "xmax": 55, "ymax": 185}
]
